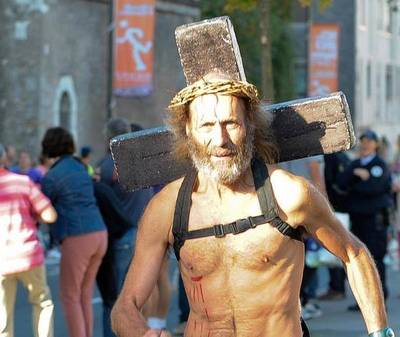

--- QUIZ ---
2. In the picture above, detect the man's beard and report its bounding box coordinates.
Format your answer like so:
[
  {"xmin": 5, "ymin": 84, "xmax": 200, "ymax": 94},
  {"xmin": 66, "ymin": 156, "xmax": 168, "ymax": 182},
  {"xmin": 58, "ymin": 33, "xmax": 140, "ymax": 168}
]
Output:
[{"xmin": 187, "ymin": 129, "xmax": 254, "ymax": 185}]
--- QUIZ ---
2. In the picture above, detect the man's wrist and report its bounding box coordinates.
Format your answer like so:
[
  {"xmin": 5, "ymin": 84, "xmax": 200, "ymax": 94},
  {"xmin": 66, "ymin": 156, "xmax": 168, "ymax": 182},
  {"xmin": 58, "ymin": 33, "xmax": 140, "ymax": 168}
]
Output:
[{"xmin": 369, "ymin": 327, "xmax": 395, "ymax": 337}]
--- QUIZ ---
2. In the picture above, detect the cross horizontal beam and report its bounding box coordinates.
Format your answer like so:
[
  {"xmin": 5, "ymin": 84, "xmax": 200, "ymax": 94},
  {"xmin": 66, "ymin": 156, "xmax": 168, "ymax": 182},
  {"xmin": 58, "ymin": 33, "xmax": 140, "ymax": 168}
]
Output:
[{"xmin": 111, "ymin": 91, "xmax": 355, "ymax": 191}]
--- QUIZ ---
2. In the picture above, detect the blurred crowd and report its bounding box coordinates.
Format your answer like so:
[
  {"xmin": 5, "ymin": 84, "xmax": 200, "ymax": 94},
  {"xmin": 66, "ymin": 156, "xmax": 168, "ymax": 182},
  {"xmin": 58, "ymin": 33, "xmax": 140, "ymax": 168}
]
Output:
[
  {"xmin": 284, "ymin": 130, "xmax": 400, "ymax": 320},
  {"xmin": 0, "ymin": 123, "xmax": 400, "ymax": 337}
]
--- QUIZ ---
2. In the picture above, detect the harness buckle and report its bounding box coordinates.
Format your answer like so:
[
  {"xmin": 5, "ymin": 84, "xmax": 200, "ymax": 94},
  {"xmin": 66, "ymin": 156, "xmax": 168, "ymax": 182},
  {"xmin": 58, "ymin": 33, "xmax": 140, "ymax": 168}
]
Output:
[
  {"xmin": 213, "ymin": 224, "xmax": 225, "ymax": 238},
  {"xmin": 249, "ymin": 216, "xmax": 257, "ymax": 228},
  {"xmin": 233, "ymin": 217, "xmax": 252, "ymax": 234}
]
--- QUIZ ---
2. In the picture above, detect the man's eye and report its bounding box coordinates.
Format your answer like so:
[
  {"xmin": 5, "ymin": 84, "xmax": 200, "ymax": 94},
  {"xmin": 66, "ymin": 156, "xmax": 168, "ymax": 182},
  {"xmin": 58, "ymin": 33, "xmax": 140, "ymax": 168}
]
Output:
[{"xmin": 226, "ymin": 122, "xmax": 238, "ymax": 128}]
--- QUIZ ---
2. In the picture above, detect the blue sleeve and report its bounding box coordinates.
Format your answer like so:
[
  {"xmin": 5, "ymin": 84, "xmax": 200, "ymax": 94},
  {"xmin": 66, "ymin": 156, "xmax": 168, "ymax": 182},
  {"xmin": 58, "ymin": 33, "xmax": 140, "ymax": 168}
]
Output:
[{"xmin": 41, "ymin": 175, "xmax": 57, "ymax": 202}]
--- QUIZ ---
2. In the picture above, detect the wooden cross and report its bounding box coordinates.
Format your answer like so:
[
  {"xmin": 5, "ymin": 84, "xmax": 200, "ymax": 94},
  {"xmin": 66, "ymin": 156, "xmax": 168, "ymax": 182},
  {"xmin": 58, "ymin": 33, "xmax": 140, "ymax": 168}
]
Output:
[{"xmin": 111, "ymin": 17, "xmax": 355, "ymax": 191}]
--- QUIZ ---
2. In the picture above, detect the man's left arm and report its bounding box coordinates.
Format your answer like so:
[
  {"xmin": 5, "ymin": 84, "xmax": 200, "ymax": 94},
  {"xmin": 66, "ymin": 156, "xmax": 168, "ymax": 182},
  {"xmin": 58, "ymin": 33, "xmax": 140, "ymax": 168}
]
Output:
[{"xmin": 300, "ymin": 182, "xmax": 388, "ymax": 334}]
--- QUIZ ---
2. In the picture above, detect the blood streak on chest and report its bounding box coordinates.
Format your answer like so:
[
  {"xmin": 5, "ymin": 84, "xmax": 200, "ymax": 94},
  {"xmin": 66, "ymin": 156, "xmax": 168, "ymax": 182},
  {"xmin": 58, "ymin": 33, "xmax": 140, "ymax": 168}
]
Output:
[{"xmin": 189, "ymin": 274, "xmax": 210, "ymax": 334}]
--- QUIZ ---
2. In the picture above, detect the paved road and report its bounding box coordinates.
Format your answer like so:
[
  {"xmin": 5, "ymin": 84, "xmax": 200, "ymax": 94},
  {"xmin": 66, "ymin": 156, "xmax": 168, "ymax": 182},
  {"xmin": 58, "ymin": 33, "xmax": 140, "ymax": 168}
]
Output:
[
  {"xmin": 307, "ymin": 267, "xmax": 400, "ymax": 337},
  {"xmin": 13, "ymin": 257, "xmax": 400, "ymax": 337}
]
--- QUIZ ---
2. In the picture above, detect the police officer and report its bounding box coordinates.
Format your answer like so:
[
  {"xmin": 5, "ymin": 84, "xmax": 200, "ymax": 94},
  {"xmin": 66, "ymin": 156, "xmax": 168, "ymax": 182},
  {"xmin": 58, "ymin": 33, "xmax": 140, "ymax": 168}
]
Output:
[{"xmin": 337, "ymin": 130, "xmax": 393, "ymax": 310}]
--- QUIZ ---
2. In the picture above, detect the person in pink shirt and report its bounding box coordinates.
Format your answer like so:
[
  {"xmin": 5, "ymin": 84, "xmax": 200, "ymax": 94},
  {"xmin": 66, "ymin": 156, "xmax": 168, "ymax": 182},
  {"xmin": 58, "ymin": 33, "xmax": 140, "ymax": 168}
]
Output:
[{"xmin": 0, "ymin": 144, "xmax": 58, "ymax": 337}]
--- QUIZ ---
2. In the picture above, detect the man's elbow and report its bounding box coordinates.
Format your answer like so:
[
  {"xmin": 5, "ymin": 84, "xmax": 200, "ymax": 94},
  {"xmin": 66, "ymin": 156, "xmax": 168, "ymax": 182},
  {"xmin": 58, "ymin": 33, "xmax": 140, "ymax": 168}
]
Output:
[{"xmin": 344, "ymin": 238, "xmax": 371, "ymax": 265}]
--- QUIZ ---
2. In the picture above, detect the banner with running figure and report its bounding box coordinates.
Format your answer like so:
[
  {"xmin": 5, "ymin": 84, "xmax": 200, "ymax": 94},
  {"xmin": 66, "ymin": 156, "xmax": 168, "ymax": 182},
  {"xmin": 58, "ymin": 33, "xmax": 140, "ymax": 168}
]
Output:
[
  {"xmin": 308, "ymin": 24, "xmax": 340, "ymax": 97},
  {"xmin": 113, "ymin": 0, "xmax": 155, "ymax": 97}
]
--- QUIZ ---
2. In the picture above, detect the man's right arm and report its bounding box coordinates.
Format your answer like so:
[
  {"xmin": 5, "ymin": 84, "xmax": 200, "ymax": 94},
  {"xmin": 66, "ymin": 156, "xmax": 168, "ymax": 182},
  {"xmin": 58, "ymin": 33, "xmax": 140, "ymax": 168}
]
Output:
[{"xmin": 111, "ymin": 184, "xmax": 176, "ymax": 337}]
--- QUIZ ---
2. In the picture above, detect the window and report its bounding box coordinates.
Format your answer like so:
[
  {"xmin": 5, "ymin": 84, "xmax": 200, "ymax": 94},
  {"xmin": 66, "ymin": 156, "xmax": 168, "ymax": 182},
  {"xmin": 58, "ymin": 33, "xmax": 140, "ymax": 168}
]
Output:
[
  {"xmin": 377, "ymin": 0, "xmax": 384, "ymax": 30},
  {"xmin": 388, "ymin": 8, "xmax": 395, "ymax": 32},
  {"xmin": 53, "ymin": 76, "xmax": 77, "ymax": 141},
  {"xmin": 384, "ymin": 1, "xmax": 394, "ymax": 32},
  {"xmin": 359, "ymin": 0, "xmax": 367, "ymax": 27},
  {"xmin": 397, "ymin": 66, "xmax": 400, "ymax": 103},
  {"xmin": 375, "ymin": 64, "xmax": 382, "ymax": 118},
  {"xmin": 387, "ymin": 0, "xmax": 399, "ymax": 33},
  {"xmin": 386, "ymin": 65, "xmax": 393, "ymax": 101},
  {"xmin": 59, "ymin": 92, "xmax": 72, "ymax": 130},
  {"xmin": 367, "ymin": 62, "xmax": 372, "ymax": 97},
  {"xmin": 294, "ymin": 62, "xmax": 307, "ymax": 98}
]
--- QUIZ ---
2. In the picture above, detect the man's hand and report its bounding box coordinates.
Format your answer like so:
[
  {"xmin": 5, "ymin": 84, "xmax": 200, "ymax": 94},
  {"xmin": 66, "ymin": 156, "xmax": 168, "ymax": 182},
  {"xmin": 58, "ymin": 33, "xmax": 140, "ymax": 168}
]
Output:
[
  {"xmin": 143, "ymin": 329, "xmax": 171, "ymax": 337},
  {"xmin": 354, "ymin": 168, "xmax": 370, "ymax": 181}
]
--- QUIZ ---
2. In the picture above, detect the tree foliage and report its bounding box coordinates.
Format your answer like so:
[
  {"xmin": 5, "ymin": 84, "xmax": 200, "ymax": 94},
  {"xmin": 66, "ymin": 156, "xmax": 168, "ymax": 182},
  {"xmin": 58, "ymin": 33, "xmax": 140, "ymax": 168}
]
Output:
[{"xmin": 201, "ymin": 0, "xmax": 332, "ymax": 102}]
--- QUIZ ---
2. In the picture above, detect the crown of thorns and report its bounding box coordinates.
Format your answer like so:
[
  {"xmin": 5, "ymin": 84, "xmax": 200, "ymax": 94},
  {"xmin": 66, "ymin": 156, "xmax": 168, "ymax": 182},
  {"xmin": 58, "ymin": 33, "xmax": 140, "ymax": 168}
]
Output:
[{"xmin": 168, "ymin": 79, "xmax": 259, "ymax": 109}]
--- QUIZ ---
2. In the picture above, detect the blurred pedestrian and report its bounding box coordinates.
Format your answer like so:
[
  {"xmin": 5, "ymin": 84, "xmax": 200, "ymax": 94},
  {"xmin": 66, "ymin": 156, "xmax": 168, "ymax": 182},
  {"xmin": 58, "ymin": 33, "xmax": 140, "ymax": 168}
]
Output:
[
  {"xmin": 281, "ymin": 156, "xmax": 325, "ymax": 320},
  {"xmin": 0, "ymin": 143, "xmax": 57, "ymax": 337},
  {"xmin": 390, "ymin": 135, "xmax": 400, "ymax": 272},
  {"xmin": 37, "ymin": 153, "xmax": 59, "ymax": 261},
  {"xmin": 337, "ymin": 129, "xmax": 393, "ymax": 311},
  {"xmin": 4, "ymin": 145, "xmax": 16, "ymax": 169},
  {"xmin": 41, "ymin": 127, "xmax": 107, "ymax": 337},
  {"xmin": 11, "ymin": 150, "xmax": 43, "ymax": 185},
  {"xmin": 378, "ymin": 136, "xmax": 392, "ymax": 163},
  {"xmin": 80, "ymin": 146, "xmax": 94, "ymax": 176},
  {"xmin": 318, "ymin": 152, "xmax": 351, "ymax": 300},
  {"xmin": 392, "ymin": 135, "xmax": 400, "ymax": 178},
  {"xmin": 96, "ymin": 118, "xmax": 155, "ymax": 336},
  {"xmin": 93, "ymin": 179, "xmax": 134, "ymax": 337}
]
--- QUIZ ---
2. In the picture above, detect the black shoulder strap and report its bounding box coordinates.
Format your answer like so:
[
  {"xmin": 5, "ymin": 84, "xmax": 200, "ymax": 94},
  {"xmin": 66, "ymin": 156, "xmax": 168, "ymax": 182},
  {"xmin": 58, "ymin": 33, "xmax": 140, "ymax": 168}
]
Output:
[
  {"xmin": 253, "ymin": 158, "xmax": 303, "ymax": 242},
  {"xmin": 172, "ymin": 168, "xmax": 197, "ymax": 260},
  {"xmin": 252, "ymin": 158, "xmax": 278, "ymax": 217},
  {"xmin": 172, "ymin": 159, "xmax": 303, "ymax": 260}
]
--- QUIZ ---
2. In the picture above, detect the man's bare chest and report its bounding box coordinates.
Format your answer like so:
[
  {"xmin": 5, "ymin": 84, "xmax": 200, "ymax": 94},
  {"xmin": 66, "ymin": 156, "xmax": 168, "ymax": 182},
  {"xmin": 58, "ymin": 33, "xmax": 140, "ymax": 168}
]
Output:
[{"xmin": 179, "ymin": 193, "xmax": 299, "ymax": 276}]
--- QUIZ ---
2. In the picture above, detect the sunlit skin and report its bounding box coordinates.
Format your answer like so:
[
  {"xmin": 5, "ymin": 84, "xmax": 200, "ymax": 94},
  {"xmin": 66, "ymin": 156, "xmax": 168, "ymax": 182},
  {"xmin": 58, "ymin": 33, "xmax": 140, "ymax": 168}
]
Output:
[
  {"xmin": 111, "ymin": 94, "xmax": 388, "ymax": 337},
  {"xmin": 187, "ymin": 95, "xmax": 246, "ymax": 162}
]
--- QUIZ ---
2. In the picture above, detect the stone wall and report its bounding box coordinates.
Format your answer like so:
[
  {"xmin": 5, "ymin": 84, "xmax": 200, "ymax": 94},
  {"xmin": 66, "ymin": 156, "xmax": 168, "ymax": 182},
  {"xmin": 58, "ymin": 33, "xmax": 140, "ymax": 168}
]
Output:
[{"xmin": 0, "ymin": 0, "xmax": 200, "ymax": 162}]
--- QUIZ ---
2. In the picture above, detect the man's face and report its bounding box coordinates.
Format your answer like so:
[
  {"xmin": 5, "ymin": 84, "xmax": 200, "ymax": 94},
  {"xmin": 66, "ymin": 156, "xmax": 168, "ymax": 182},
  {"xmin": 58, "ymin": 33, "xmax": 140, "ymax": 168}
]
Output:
[
  {"xmin": 359, "ymin": 137, "xmax": 378, "ymax": 157},
  {"xmin": 186, "ymin": 94, "xmax": 253, "ymax": 184}
]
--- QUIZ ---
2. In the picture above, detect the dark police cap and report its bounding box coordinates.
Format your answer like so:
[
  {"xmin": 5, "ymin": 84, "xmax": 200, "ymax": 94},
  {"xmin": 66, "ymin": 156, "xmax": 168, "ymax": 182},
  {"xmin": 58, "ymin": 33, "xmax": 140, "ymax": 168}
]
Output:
[{"xmin": 360, "ymin": 129, "xmax": 378, "ymax": 142}]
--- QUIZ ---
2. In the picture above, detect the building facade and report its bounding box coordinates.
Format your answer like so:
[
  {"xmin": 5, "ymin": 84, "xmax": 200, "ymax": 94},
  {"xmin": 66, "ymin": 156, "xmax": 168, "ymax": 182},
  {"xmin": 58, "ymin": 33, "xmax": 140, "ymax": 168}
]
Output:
[
  {"xmin": 355, "ymin": 0, "xmax": 400, "ymax": 146},
  {"xmin": 292, "ymin": 0, "xmax": 400, "ymax": 147},
  {"xmin": 0, "ymin": 0, "xmax": 199, "ymax": 161}
]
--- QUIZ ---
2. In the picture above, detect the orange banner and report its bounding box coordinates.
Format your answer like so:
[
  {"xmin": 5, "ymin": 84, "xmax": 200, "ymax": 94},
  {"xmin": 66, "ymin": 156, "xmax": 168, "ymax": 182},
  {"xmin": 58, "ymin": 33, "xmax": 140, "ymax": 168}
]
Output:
[
  {"xmin": 113, "ymin": 0, "xmax": 155, "ymax": 97},
  {"xmin": 308, "ymin": 24, "xmax": 340, "ymax": 97}
]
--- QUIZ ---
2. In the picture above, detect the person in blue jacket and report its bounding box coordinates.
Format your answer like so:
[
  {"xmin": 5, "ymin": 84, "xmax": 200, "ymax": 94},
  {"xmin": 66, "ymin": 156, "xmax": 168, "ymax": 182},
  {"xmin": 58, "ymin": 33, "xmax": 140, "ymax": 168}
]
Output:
[
  {"xmin": 337, "ymin": 129, "xmax": 393, "ymax": 310},
  {"xmin": 41, "ymin": 127, "xmax": 107, "ymax": 337}
]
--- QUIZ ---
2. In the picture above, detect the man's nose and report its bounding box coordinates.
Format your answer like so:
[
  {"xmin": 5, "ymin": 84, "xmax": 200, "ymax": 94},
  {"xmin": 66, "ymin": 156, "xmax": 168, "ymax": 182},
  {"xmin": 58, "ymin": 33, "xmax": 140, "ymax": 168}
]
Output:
[{"xmin": 212, "ymin": 124, "xmax": 229, "ymax": 147}]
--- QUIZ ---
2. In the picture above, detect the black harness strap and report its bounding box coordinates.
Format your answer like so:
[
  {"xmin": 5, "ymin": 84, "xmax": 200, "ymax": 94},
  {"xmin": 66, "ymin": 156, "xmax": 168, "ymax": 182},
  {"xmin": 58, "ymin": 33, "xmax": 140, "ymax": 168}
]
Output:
[
  {"xmin": 250, "ymin": 158, "xmax": 303, "ymax": 242},
  {"xmin": 182, "ymin": 214, "xmax": 275, "ymax": 240},
  {"xmin": 173, "ymin": 168, "xmax": 197, "ymax": 259},
  {"xmin": 172, "ymin": 158, "xmax": 303, "ymax": 260}
]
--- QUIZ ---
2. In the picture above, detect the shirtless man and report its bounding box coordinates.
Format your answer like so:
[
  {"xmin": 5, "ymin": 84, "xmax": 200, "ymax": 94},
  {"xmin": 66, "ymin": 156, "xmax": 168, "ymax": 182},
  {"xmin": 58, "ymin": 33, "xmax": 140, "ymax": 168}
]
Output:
[{"xmin": 111, "ymin": 74, "xmax": 392, "ymax": 337}]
